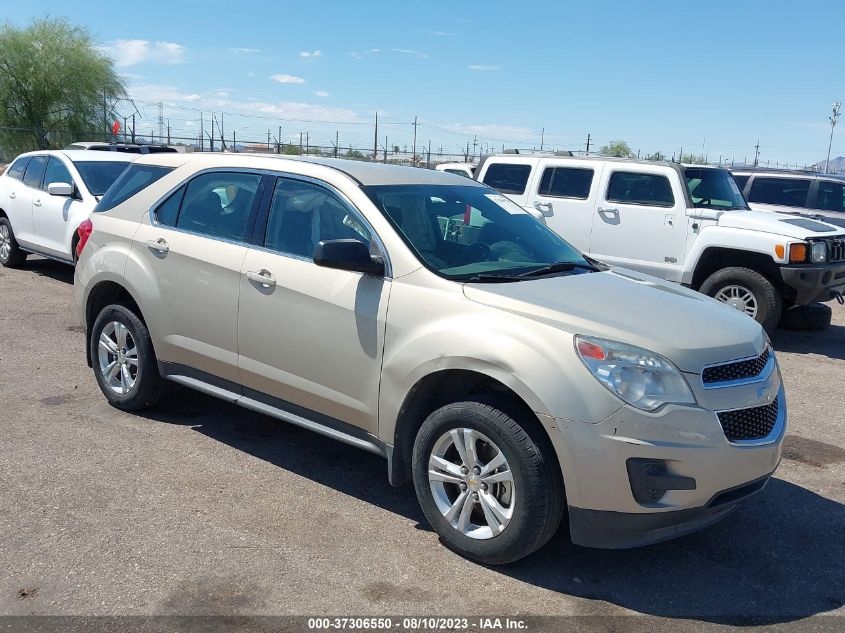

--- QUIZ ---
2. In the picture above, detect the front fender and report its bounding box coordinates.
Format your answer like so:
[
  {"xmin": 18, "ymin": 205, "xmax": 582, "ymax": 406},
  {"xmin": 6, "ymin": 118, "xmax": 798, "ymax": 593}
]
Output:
[{"xmin": 682, "ymin": 226, "xmax": 782, "ymax": 285}]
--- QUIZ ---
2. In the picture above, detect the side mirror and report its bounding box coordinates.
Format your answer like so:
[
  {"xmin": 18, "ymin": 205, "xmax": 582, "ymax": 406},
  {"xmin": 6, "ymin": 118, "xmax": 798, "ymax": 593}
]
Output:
[
  {"xmin": 313, "ymin": 239, "xmax": 384, "ymax": 276},
  {"xmin": 47, "ymin": 182, "xmax": 73, "ymax": 197}
]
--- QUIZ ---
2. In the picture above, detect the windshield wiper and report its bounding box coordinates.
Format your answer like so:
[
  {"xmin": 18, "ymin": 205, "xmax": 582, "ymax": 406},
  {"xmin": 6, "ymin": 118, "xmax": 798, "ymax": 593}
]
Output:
[
  {"xmin": 518, "ymin": 261, "xmax": 599, "ymax": 277},
  {"xmin": 465, "ymin": 273, "xmax": 527, "ymax": 283}
]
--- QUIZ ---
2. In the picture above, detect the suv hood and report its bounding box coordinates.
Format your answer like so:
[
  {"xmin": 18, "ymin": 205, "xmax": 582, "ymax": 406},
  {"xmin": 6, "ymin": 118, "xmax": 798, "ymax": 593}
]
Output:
[
  {"xmin": 717, "ymin": 209, "xmax": 843, "ymax": 238},
  {"xmin": 463, "ymin": 268, "xmax": 765, "ymax": 372}
]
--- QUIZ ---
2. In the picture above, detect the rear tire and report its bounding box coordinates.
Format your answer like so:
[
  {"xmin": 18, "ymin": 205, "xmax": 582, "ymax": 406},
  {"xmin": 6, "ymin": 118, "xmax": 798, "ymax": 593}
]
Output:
[
  {"xmin": 779, "ymin": 302, "xmax": 832, "ymax": 331},
  {"xmin": 700, "ymin": 266, "xmax": 782, "ymax": 332},
  {"xmin": 412, "ymin": 398, "xmax": 564, "ymax": 565},
  {"xmin": 90, "ymin": 303, "xmax": 164, "ymax": 411},
  {"xmin": 0, "ymin": 217, "xmax": 27, "ymax": 268}
]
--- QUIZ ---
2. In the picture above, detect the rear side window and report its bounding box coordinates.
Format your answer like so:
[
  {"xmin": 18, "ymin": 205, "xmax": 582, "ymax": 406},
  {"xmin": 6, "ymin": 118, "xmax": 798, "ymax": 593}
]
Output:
[
  {"xmin": 22, "ymin": 156, "xmax": 48, "ymax": 189},
  {"xmin": 747, "ymin": 177, "xmax": 810, "ymax": 208},
  {"xmin": 482, "ymin": 163, "xmax": 532, "ymax": 195},
  {"xmin": 607, "ymin": 171, "xmax": 674, "ymax": 207},
  {"xmin": 153, "ymin": 185, "xmax": 186, "ymax": 226},
  {"xmin": 6, "ymin": 157, "xmax": 31, "ymax": 180},
  {"xmin": 43, "ymin": 157, "xmax": 74, "ymax": 188},
  {"xmin": 94, "ymin": 164, "xmax": 172, "ymax": 212},
  {"xmin": 733, "ymin": 175, "xmax": 750, "ymax": 190},
  {"xmin": 814, "ymin": 180, "xmax": 845, "ymax": 213},
  {"xmin": 176, "ymin": 172, "xmax": 262, "ymax": 241},
  {"xmin": 538, "ymin": 167, "xmax": 594, "ymax": 199}
]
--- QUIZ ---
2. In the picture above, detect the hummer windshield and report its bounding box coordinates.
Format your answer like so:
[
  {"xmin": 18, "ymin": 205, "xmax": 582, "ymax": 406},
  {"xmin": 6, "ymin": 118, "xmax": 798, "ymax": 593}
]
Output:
[
  {"xmin": 363, "ymin": 184, "xmax": 596, "ymax": 282},
  {"xmin": 684, "ymin": 167, "xmax": 749, "ymax": 211}
]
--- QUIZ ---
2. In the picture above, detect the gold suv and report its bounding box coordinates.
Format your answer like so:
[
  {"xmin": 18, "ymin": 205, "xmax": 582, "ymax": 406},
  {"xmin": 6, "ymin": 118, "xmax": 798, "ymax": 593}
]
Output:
[{"xmin": 75, "ymin": 153, "xmax": 785, "ymax": 564}]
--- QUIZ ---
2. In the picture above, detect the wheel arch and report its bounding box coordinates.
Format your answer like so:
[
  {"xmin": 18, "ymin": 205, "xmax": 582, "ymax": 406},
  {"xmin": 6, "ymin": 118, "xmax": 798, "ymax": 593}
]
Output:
[
  {"xmin": 84, "ymin": 279, "xmax": 149, "ymax": 367},
  {"xmin": 689, "ymin": 246, "xmax": 783, "ymax": 293},
  {"xmin": 387, "ymin": 368, "xmax": 564, "ymax": 490}
]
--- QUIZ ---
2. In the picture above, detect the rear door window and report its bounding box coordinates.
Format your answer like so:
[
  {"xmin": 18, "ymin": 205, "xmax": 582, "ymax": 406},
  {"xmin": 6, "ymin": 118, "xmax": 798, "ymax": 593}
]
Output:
[
  {"xmin": 176, "ymin": 172, "xmax": 262, "ymax": 241},
  {"xmin": 482, "ymin": 163, "xmax": 532, "ymax": 195},
  {"xmin": 6, "ymin": 157, "xmax": 31, "ymax": 181},
  {"xmin": 747, "ymin": 177, "xmax": 810, "ymax": 208},
  {"xmin": 22, "ymin": 156, "xmax": 48, "ymax": 189},
  {"xmin": 813, "ymin": 180, "xmax": 845, "ymax": 213},
  {"xmin": 538, "ymin": 167, "xmax": 594, "ymax": 199},
  {"xmin": 606, "ymin": 171, "xmax": 674, "ymax": 207}
]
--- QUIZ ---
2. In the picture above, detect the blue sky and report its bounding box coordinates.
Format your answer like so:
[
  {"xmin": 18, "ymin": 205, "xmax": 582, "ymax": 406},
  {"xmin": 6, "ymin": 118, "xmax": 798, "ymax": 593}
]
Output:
[{"xmin": 6, "ymin": 0, "xmax": 845, "ymax": 165}]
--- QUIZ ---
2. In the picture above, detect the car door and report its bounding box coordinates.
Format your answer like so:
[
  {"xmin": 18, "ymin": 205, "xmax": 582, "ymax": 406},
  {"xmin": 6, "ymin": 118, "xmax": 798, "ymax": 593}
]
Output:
[
  {"xmin": 17, "ymin": 156, "xmax": 50, "ymax": 246},
  {"xmin": 32, "ymin": 156, "xmax": 79, "ymax": 259},
  {"xmin": 237, "ymin": 174, "xmax": 390, "ymax": 434},
  {"xmin": 131, "ymin": 169, "xmax": 264, "ymax": 384},
  {"xmin": 524, "ymin": 159, "xmax": 603, "ymax": 252},
  {"xmin": 588, "ymin": 166, "xmax": 688, "ymax": 281},
  {"xmin": 1, "ymin": 157, "xmax": 35, "ymax": 242}
]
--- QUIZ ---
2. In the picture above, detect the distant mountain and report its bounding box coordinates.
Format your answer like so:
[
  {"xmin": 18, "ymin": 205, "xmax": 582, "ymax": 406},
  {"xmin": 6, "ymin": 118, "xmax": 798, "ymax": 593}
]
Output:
[{"xmin": 812, "ymin": 156, "xmax": 845, "ymax": 173}]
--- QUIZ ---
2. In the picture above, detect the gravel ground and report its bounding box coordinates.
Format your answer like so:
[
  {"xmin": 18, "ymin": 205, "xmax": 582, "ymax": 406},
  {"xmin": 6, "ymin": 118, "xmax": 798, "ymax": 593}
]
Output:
[{"xmin": 0, "ymin": 258, "xmax": 842, "ymax": 630}]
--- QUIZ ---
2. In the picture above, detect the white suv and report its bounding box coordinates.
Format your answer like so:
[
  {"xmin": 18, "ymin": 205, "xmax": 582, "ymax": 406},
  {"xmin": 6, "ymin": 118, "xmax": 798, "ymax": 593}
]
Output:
[
  {"xmin": 477, "ymin": 154, "xmax": 845, "ymax": 331},
  {"xmin": 0, "ymin": 150, "xmax": 134, "ymax": 266}
]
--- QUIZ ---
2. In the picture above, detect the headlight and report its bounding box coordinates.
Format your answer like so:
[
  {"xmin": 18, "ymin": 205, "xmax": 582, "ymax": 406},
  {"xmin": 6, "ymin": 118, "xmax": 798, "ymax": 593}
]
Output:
[
  {"xmin": 575, "ymin": 336, "xmax": 696, "ymax": 412},
  {"xmin": 810, "ymin": 242, "xmax": 827, "ymax": 263}
]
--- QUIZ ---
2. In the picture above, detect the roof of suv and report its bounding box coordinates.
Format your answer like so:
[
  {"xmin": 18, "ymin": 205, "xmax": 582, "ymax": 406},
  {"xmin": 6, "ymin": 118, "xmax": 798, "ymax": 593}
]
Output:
[
  {"xmin": 477, "ymin": 153, "xmax": 728, "ymax": 173},
  {"xmin": 16, "ymin": 150, "xmax": 136, "ymax": 163},
  {"xmin": 730, "ymin": 166, "xmax": 845, "ymax": 181},
  {"xmin": 134, "ymin": 152, "xmax": 488, "ymax": 186}
]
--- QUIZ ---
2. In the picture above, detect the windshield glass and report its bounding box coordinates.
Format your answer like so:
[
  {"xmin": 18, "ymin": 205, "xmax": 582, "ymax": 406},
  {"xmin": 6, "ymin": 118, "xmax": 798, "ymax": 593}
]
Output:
[
  {"xmin": 363, "ymin": 184, "xmax": 591, "ymax": 281},
  {"xmin": 73, "ymin": 161, "xmax": 132, "ymax": 196},
  {"xmin": 684, "ymin": 168, "xmax": 748, "ymax": 210}
]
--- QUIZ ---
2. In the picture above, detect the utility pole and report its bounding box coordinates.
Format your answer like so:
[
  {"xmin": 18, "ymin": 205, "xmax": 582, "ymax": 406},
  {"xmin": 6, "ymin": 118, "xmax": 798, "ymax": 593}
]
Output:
[
  {"xmin": 268, "ymin": 129, "xmax": 271, "ymax": 152},
  {"xmin": 167, "ymin": 120, "xmax": 171, "ymax": 145},
  {"xmin": 131, "ymin": 114, "xmax": 136, "ymax": 144},
  {"xmin": 200, "ymin": 113, "xmax": 204, "ymax": 151},
  {"xmin": 334, "ymin": 130, "xmax": 339, "ymax": 157},
  {"xmin": 540, "ymin": 127, "xmax": 544, "ymax": 151},
  {"xmin": 102, "ymin": 89, "xmax": 108, "ymax": 142},
  {"xmin": 157, "ymin": 101, "xmax": 164, "ymax": 142},
  {"xmin": 472, "ymin": 135, "xmax": 478, "ymax": 161},
  {"xmin": 754, "ymin": 140, "xmax": 760, "ymax": 167},
  {"xmin": 278, "ymin": 126, "xmax": 282, "ymax": 154},
  {"xmin": 412, "ymin": 116, "xmax": 418, "ymax": 166},
  {"xmin": 384, "ymin": 135, "xmax": 388, "ymax": 163},
  {"xmin": 826, "ymin": 102, "xmax": 841, "ymax": 173},
  {"xmin": 233, "ymin": 129, "xmax": 237, "ymax": 152},
  {"xmin": 427, "ymin": 140, "xmax": 431, "ymax": 168},
  {"xmin": 306, "ymin": 132, "xmax": 310, "ymax": 155},
  {"xmin": 299, "ymin": 132, "xmax": 303, "ymax": 155},
  {"xmin": 209, "ymin": 116, "xmax": 215, "ymax": 151},
  {"xmin": 373, "ymin": 111, "xmax": 379, "ymax": 160},
  {"xmin": 585, "ymin": 133, "xmax": 591, "ymax": 154}
]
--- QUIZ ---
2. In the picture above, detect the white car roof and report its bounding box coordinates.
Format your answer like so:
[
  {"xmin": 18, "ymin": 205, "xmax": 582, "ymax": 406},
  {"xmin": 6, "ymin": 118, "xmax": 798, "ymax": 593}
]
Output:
[
  {"xmin": 15, "ymin": 150, "xmax": 136, "ymax": 164},
  {"xmin": 134, "ymin": 152, "xmax": 487, "ymax": 187}
]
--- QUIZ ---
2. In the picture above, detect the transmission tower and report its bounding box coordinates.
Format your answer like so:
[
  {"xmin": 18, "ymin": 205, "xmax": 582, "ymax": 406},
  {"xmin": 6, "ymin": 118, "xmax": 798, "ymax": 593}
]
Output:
[{"xmin": 157, "ymin": 101, "xmax": 165, "ymax": 141}]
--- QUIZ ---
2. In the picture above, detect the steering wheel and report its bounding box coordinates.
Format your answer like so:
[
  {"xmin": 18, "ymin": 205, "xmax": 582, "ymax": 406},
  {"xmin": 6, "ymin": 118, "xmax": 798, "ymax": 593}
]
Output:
[{"xmin": 454, "ymin": 243, "xmax": 491, "ymax": 267}]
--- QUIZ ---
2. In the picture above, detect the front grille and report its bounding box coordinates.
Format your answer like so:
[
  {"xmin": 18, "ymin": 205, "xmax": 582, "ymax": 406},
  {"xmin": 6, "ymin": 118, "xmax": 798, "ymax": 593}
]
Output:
[
  {"xmin": 703, "ymin": 348, "xmax": 770, "ymax": 385},
  {"xmin": 830, "ymin": 239, "xmax": 845, "ymax": 263},
  {"xmin": 717, "ymin": 399, "xmax": 779, "ymax": 441}
]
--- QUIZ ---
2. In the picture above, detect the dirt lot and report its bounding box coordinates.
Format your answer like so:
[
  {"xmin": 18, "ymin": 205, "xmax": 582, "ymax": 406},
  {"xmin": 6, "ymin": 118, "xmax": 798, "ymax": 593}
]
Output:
[{"xmin": 0, "ymin": 258, "xmax": 843, "ymax": 629}]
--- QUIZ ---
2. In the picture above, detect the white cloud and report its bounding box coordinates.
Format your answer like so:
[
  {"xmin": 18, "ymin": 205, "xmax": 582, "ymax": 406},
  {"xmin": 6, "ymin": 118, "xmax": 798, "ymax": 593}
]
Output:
[
  {"xmin": 299, "ymin": 50, "xmax": 322, "ymax": 58},
  {"xmin": 228, "ymin": 47, "xmax": 260, "ymax": 54},
  {"xmin": 429, "ymin": 30, "xmax": 453, "ymax": 36},
  {"xmin": 440, "ymin": 122, "xmax": 536, "ymax": 142},
  {"xmin": 314, "ymin": 90, "xmax": 330, "ymax": 97},
  {"xmin": 101, "ymin": 39, "xmax": 187, "ymax": 67},
  {"xmin": 240, "ymin": 100, "xmax": 363, "ymax": 124},
  {"xmin": 359, "ymin": 47, "xmax": 428, "ymax": 59},
  {"xmin": 389, "ymin": 48, "xmax": 428, "ymax": 58},
  {"xmin": 270, "ymin": 74, "xmax": 306, "ymax": 84},
  {"xmin": 468, "ymin": 64, "xmax": 500, "ymax": 71}
]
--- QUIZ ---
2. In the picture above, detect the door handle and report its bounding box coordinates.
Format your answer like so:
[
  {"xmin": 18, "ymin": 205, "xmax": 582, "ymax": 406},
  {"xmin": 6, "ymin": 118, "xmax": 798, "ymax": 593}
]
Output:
[
  {"xmin": 533, "ymin": 201, "xmax": 553, "ymax": 215},
  {"xmin": 33, "ymin": 199, "xmax": 42, "ymax": 207},
  {"xmin": 246, "ymin": 269, "xmax": 276, "ymax": 288},
  {"xmin": 145, "ymin": 238, "xmax": 169, "ymax": 254},
  {"xmin": 597, "ymin": 206, "xmax": 619, "ymax": 214}
]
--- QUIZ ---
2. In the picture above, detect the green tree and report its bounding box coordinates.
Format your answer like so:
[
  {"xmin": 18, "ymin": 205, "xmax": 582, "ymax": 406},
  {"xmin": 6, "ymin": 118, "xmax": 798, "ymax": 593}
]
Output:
[
  {"xmin": 646, "ymin": 151, "xmax": 666, "ymax": 161},
  {"xmin": 680, "ymin": 153, "xmax": 708, "ymax": 164},
  {"xmin": 598, "ymin": 140, "xmax": 633, "ymax": 158},
  {"xmin": 0, "ymin": 17, "xmax": 125, "ymax": 154}
]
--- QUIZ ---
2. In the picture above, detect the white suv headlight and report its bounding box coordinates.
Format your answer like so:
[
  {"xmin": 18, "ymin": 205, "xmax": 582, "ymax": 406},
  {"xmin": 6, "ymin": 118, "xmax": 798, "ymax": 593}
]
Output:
[
  {"xmin": 810, "ymin": 242, "xmax": 827, "ymax": 263},
  {"xmin": 575, "ymin": 335, "xmax": 696, "ymax": 412}
]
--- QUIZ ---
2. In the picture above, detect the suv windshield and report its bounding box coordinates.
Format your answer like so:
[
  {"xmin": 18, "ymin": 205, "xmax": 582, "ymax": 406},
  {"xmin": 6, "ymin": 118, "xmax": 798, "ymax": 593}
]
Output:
[
  {"xmin": 363, "ymin": 184, "xmax": 593, "ymax": 281},
  {"xmin": 73, "ymin": 161, "xmax": 132, "ymax": 196},
  {"xmin": 684, "ymin": 168, "xmax": 749, "ymax": 211}
]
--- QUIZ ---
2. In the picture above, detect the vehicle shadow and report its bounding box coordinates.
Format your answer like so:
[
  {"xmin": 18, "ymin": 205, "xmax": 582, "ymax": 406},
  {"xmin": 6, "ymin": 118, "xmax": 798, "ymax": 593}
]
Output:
[
  {"xmin": 772, "ymin": 321, "xmax": 845, "ymax": 360},
  {"xmin": 24, "ymin": 257, "xmax": 74, "ymax": 285},
  {"xmin": 143, "ymin": 386, "xmax": 844, "ymax": 624}
]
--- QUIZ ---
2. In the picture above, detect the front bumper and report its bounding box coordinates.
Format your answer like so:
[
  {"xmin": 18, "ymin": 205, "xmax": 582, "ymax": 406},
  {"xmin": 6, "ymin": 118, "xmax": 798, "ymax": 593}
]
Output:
[
  {"xmin": 780, "ymin": 261, "xmax": 845, "ymax": 304},
  {"xmin": 547, "ymin": 377, "xmax": 786, "ymax": 549}
]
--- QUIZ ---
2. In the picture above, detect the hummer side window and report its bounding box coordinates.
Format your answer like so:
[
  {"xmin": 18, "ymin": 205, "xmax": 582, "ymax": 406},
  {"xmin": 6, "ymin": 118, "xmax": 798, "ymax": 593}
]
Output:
[
  {"xmin": 538, "ymin": 167, "xmax": 594, "ymax": 199},
  {"xmin": 606, "ymin": 171, "xmax": 674, "ymax": 207},
  {"xmin": 482, "ymin": 163, "xmax": 531, "ymax": 195},
  {"xmin": 814, "ymin": 180, "xmax": 845, "ymax": 213}
]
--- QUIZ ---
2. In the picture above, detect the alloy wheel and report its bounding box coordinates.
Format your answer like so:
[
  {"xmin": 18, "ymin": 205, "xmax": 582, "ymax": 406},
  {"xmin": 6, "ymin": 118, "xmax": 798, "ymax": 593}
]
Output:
[
  {"xmin": 714, "ymin": 284, "xmax": 758, "ymax": 318},
  {"xmin": 427, "ymin": 428, "xmax": 515, "ymax": 540},
  {"xmin": 97, "ymin": 321, "xmax": 139, "ymax": 394},
  {"xmin": 0, "ymin": 224, "xmax": 10, "ymax": 262}
]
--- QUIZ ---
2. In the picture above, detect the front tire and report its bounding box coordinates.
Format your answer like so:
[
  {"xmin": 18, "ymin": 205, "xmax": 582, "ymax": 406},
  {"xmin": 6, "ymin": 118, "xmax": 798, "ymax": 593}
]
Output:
[
  {"xmin": 412, "ymin": 399, "xmax": 564, "ymax": 565},
  {"xmin": 0, "ymin": 217, "xmax": 27, "ymax": 268},
  {"xmin": 90, "ymin": 303, "xmax": 164, "ymax": 411},
  {"xmin": 700, "ymin": 266, "xmax": 782, "ymax": 332}
]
